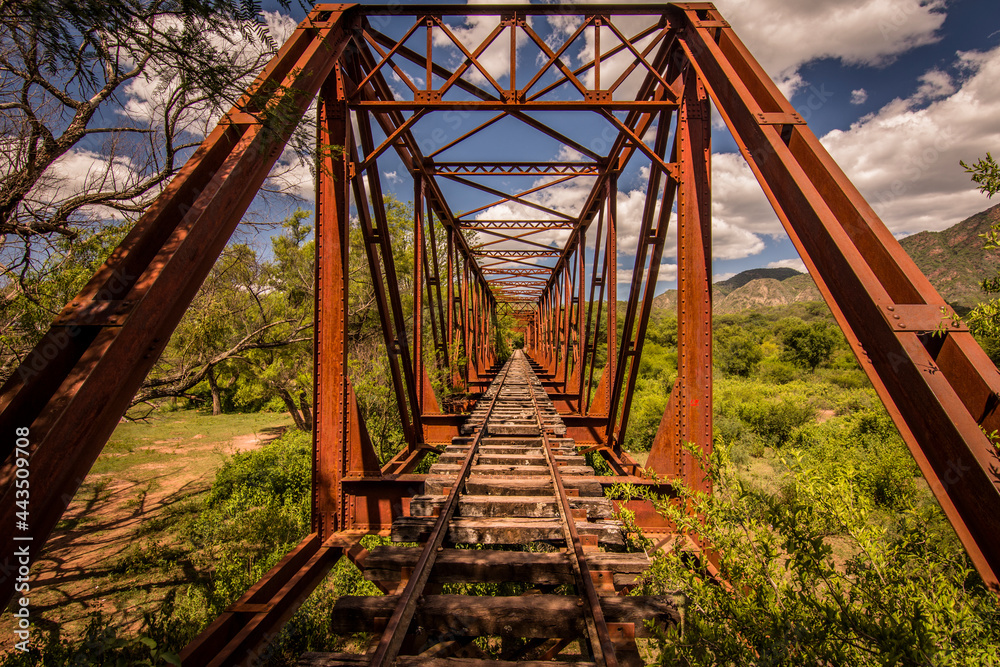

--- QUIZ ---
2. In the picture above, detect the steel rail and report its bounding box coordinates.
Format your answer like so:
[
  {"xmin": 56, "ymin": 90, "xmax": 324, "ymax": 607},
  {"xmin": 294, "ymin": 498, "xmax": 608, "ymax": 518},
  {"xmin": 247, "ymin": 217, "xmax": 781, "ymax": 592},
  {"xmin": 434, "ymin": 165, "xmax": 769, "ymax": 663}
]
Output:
[
  {"xmin": 367, "ymin": 356, "xmax": 517, "ymax": 666},
  {"xmin": 525, "ymin": 358, "xmax": 620, "ymax": 667}
]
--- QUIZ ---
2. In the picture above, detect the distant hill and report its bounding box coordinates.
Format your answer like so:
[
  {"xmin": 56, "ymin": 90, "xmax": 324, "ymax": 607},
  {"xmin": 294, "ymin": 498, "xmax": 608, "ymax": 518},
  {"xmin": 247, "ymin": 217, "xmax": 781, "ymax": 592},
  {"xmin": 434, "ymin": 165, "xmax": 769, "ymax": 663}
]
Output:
[
  {"xmin": 651, "ymin": 202, "xmax": 1000, "ymax": 313},
  {"xmin": 896, "ymin": 202, "xmax": 1000, "ymax": 310},
  {"xmin": 715, "ymin": 267, "xmax": 802, "ymax": 295}
]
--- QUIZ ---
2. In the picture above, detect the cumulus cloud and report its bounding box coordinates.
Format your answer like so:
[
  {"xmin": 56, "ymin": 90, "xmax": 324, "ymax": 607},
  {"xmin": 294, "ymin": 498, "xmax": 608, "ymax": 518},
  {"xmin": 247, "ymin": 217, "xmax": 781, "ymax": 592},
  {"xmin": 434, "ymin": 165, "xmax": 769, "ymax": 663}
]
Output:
[
  {"xmin": 714, "ymin": 0, "xmax": 946, "ymax": 96},
  {"xmin": 432, "ymin": 0, "xmax": 532, "ymax": 88},
  {"xmin": 543, "ymin": 0, "xmax": 944, "ymax": 98},
  {"xmin": 910, "ymin": 68, "xmax": 955, "ymax": 103},
  {"xmin": 767, "ymin": 258, "xmax": 808, "ymax": 273},
  {"xmin": 35, "ymin": 149, "xmax": 143, "ymax": 220},
  {"xmin": 851, "ymin": 88, "xmax": 868, "ymax": 105},
  {"xmin": 617, "ymin": 260, "xmax": 678, "ymax": 286},
  {"xmin": 820, "ymin": 45, "xmax": 1000, "ymax": 233}
]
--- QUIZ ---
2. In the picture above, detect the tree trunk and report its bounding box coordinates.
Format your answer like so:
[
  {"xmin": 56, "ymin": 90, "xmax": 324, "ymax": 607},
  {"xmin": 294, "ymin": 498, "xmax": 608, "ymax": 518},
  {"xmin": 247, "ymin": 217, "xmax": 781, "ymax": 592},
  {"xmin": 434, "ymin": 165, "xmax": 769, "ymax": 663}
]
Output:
[
  {"xmin": 278, "ymin": 387, "xmax": 308, "ymax": 431},
  {"xmin": 207, "ymin": 366, "xmax": 222, "ymax": 416},
  {"xmin": 298, "ymin": 390, "xmax": 312, "ymax": 429}
]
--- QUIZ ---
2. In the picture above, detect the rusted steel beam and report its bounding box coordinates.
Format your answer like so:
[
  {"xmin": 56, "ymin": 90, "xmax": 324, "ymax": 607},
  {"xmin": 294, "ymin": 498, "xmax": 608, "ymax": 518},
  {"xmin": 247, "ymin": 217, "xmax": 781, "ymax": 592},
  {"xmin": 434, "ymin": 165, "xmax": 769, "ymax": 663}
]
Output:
[
  {"xmin": 431, "ymin": 162, "xmax": 601, "ymax": 176},
  {"xmin": 314, "ymin": 67, "xmax": 382, "ymax": 539},
  {"xmin": 0, "ymin": 5, "xmax": 357, "ymax": 607},
  {"xmin": 181, "ymin": 533, "xmax": 350, "ymax": 667},
  {"xmin": 354, "ymin": 106, "xmax": 427, "ymax": 446},
  {"xmin": 529, "ymin": 373, "xmax": 619, "ymax": 666},
  {"xmin": 347, "ymin": 112, "xmax": 417, "ymax": 449},
  {"xmin": 647, "ymin": 65, "xmax": 713, "ymax": 491},
  {"xmin": 608, "ymin": 109, "xmax": 678, "ymax": 448},
  {"xmin": 677, "ymin": 3, "xmax": 1000, "ymax": 585}
]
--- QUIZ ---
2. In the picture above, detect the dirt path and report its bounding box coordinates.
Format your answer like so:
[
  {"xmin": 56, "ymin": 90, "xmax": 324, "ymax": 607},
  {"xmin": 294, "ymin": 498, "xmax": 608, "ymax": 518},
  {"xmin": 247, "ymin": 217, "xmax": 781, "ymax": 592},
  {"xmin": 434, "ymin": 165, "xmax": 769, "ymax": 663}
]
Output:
[{"xmin": 0, "ymin": 412, "xmax": 290, "ymax": 651}]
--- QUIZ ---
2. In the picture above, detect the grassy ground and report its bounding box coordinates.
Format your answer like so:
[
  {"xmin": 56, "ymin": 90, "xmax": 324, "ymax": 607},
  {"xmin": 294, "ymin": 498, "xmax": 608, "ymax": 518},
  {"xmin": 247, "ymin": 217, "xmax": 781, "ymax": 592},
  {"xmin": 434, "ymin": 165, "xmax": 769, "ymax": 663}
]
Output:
[{"xmin": 0, "ymin": 409, "xmax": 292, "ymax": 650}]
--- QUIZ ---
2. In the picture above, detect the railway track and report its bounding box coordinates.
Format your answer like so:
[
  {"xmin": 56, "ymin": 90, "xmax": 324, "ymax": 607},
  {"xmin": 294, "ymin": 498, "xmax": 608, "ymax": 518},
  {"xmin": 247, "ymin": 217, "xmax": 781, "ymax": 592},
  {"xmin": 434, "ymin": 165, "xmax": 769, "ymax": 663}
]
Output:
[{"xmin": 301, "ymin": 350, "xmax": 679, "ymax": 666}]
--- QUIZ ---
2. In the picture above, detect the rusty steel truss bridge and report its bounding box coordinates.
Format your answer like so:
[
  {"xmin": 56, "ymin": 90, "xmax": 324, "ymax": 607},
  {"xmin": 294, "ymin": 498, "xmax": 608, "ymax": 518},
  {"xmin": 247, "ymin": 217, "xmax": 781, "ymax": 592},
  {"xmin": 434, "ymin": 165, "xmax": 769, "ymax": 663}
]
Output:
[{"xmin": 2, "ymin": 3, "xmax": 1000, "ymax": 665}]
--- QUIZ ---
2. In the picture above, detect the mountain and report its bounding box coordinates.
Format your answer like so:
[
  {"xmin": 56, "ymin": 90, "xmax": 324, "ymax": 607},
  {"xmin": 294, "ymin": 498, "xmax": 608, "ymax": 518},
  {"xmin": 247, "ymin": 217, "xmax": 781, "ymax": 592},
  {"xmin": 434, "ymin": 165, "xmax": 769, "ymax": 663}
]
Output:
[
  {"xmin": 896, "ymin": 202, "xmax": 1000, "ymax": 310},
  {"xmin": 714, "ymin": 267, "xmax": 802, "ymax": 295},
  {"xmin": 650, "ymin": 202, "xmax": 1000, "ymax": 313}
]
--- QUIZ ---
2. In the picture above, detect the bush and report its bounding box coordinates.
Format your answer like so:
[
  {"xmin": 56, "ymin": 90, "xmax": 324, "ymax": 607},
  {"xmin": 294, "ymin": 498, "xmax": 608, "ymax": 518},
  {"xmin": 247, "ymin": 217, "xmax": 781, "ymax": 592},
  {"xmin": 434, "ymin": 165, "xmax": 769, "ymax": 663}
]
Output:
[
  {"xmin": 189, "ymin": 430, "xmax": 314, "ymax": 614},
  {"xmin": 757, "ymin": 357, "xmax": 797, "ymax": 384},
  {"xmin": 715, "ymin": 325, "xmax": 764, "ymax": 377},
  {"xmin": 735, "ymin": 397, "xmax": 815, "ymax": 448},
  {"xmin": 623, "ymin": 380, "xmax": 669, "ymax": 451},
  {"xmin": 630, "ymin": 451, "xmax": 1000, "ymax": 666},
  {"xmin": 781, "ymin": 320, "xmax": 838, "ymax": 371},
  {"xmin": 207, "ymin": 429, "xmax": 311, "ymax": 507}
]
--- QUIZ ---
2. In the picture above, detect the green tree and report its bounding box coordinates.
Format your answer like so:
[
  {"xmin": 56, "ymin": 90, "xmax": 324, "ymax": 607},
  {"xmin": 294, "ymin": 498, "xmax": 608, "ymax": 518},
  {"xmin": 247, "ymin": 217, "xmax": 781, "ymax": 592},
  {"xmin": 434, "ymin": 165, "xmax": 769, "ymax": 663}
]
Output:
[
  {"xmin": 961, "ymin": 153, "xmax": 1000, "ymax": 348},
  {"xmin": 715, "ymin": 325, "xmax": 764, "ymax": 377},
  {"xmin": 0, "ymin": 0, "xmax": 308, "ymax": 385},
  {"xmin": 634, "ymin": 449, "xmax": 1000, "ymax": 666},
  {"xmin": 134, "ymin": 210, "xmax": 313, "ymax": 426},
  {"xmin": 781, "ymin": 320, "xmax": 837, "ymax": 371},
  {"xmin": 0, "ymin": 223, "xmax": 129, "ymax": 377}
]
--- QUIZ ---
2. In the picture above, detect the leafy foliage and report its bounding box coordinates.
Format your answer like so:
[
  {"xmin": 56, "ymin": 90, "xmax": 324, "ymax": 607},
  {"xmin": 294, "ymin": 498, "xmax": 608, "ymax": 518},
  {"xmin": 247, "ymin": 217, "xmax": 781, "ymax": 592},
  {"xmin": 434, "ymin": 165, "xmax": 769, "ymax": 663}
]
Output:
[
  {"xmin": 961, "ymin": 152, "xmax": 1000, "ymax": 200},
  {"xmin": 624, "ymin": 446, "xmax": 1000, "ymax": 666},
  {"xmin": 780, "ymin": 320, "xmax": 838, "ymax": 371},
  {"xmin": 715, "ymin": 325, "xmax": 764, "ymax": 377},
  {"xmin": 962, "ymin": 154, "xmax": 1000, "ymax": 352}
]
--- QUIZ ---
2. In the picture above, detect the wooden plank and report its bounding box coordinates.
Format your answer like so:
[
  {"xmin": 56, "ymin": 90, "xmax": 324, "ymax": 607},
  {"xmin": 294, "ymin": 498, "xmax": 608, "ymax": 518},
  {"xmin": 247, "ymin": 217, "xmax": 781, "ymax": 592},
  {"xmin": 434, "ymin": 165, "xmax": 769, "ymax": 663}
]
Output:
[
  {"xmin": 462, "ymin": 475, "xmax": 603, "ymax": 496},
  {"xmin": 409, "ymin": 493, "xmax": 614, "ymax": 519},
  {"xmin": 398, "ymin": 659, "xmax": 598, "ymax": 667},
  {"xmin": 392, "ymin": 516, "xmax": 624, "ymax": 546},
  {"xmin": 329, "ymin": 595, "xmax": 680, "ymax": 637},
  {"xmin": 359, "ymin": 547, "xmax": 649, "ymax": 585}
]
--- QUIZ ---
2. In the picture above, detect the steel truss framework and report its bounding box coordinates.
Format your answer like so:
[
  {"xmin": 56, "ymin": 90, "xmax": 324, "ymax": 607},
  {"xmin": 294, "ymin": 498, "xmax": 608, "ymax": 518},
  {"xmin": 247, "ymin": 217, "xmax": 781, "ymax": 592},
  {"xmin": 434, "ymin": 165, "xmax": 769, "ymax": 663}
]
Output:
[{"xmin": 1, "ymin": 3, "xmax": 999, "ymax": 664}]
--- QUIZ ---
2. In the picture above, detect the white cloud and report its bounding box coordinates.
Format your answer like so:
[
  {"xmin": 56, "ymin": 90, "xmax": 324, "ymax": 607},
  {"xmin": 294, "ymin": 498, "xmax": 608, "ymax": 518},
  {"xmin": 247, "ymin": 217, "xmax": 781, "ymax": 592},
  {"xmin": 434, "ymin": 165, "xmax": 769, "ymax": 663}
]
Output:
[
  {"xmin": 384, "ymin": 171, "xmax": 401, "ymax": 183},
  {"xmin": 711, "ymin": 153, "xmax": 783, "ymax": 238},
  {"xmin": 767, "ymin": 258, "xmax": 808, "ymax": 273},
  {"xmin": 699, "ymin": 45, "xmax": 1000, "ymax": 251},
  {"xmin": 263, "ymin": 11, "xmax": 297, "ymax": 45},
  {"xmin": 712, "ymin": 218, "xmax": 766, "ymax": 260},
  {"xmin": 432, "ymin": 0, "xmax": 532, "ymax": 88},
  {"xmin": 820, "ymin": 45, "xmax": 1000, "ymax": 233},
  {"xmin": 713, "ymin": 272, "xmax": 737, "ymax": 283},
  {"xmin": 545, "ymin": 0, "xmax": 944, "ymax": 99},
  {"xmin": 617, "ymin": 260, "xmax": 677, "ymax": 285},
  {"xmin": 714, "ymin": 0, "xmax": 945, "ymax": 96},
  {"xmin": 850, "ymin": 88, "xmax": 868, "ymax": 105},
  {"xmin": 911, "ymin": 68, "xmax": 955, "ymax": 103},
  {"xmin": 36, "ymin": 149, "xmax": 143, "ymax": 220}
]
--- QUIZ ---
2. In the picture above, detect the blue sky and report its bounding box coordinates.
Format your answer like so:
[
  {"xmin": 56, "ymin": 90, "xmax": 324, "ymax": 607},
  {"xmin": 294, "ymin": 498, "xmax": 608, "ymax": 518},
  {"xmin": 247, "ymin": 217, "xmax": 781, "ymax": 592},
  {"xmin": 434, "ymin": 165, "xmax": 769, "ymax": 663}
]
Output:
[
  {"xmin": 276, "ymin": 0, "xmax": 1000, "ymax": 291},
  {"xmin": 52, "ymin": 0, "xmax": 1000, "ymax": 294}
]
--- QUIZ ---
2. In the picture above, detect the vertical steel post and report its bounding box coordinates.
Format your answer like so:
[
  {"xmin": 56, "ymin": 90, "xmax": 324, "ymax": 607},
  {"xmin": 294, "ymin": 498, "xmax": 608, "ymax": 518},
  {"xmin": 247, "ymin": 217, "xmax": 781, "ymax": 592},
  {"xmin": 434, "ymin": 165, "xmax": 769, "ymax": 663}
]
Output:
[
  {"xmin": 648, "ymin": 69, "xmax": 712, "ymax": 491},
  {"xmin": 414, "ymin": 175, "xmax": 425, "ymax": 412},
  {"xmin": 605, "ymin": 174, "xmax": 618, "ymax": 441},
  {"xmin": 314, "ymin": 69, "xmax": 381, "ymax": 536},
  {"xmin": 313, "ymin": 71, "xmax": 349, "ymax": 536},
  {"xmin": 447, "ymin": 227, "xmax": 456, "ymax": 386}
]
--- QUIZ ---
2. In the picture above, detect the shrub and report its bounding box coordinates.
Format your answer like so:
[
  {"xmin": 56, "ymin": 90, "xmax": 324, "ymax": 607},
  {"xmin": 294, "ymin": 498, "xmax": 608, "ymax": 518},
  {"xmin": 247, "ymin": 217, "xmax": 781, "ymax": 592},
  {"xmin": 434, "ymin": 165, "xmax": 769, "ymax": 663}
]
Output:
[
  {"xmin": 207, "ymin": 429, "xmax": 311, "ymax": 507},
  {"xmin": 735, "ymin": 397, "xmax": 815, "ymax": 448},
  {"xmin": 715, "ymin": 325, "xmax": 764, "ymax": 377},
  {"xmin": 781, "ymin": 320, "xmax": 838, "ymax": 371},
  {"xmin": 630, "ymin": 450, "xmax": 1000, "ymax": 666},
  {"xmin": 757, "ymin": 357, "xmax": 797, "ymax": 384},
  {"xmin": 623, "ymin": 381, "xmax": 669, "ymax": 451}
]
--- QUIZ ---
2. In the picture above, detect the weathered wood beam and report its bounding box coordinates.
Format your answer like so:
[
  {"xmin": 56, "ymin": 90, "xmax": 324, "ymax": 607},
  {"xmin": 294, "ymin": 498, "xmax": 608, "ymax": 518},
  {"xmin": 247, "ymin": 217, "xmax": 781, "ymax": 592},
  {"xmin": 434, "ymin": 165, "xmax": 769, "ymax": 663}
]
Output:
[{"xmin": 328, "ymin": 595, "xmax": 680, "ymax": 637}]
